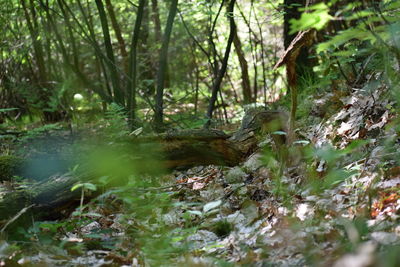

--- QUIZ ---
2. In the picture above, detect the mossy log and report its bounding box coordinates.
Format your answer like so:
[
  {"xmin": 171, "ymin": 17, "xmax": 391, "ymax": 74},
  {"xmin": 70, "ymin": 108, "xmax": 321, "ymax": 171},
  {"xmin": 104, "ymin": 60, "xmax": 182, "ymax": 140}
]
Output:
[
  {"xmin": 0, "ymin": 155, "xmax": 23, "ymax": 182},
  {"xmin": 0, "ymin": 110, "xmax": 287, "ymax": 229},
  {"xmin": 0, "ymin": 173, "xmax": 81, "ymax": 224}
]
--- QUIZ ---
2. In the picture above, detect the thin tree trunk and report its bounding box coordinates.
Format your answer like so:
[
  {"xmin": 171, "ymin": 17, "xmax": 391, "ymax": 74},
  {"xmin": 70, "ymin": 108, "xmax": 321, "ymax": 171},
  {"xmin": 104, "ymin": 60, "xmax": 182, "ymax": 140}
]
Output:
[
  {"xmin": 151, "ymin": 0, "xmax": 162, "ymax": 43},
  {"xmin": 95, "ymin": 0, "xmax": 124, "ymax": 106},
  {"xmin": 21, "ymin": 0, "xmax": 63, "ymax": 122},
  {"xmin": 104, "ymin": 0, "xmax": 129, "ymax": 73},
  {"xmin": 138, "ymin": 1, "xmax": 155, "ymax": 97},
  {"xmin": 62, "ymin": 0, "xmax": 113, "ymax": 101},
  {"xmin": 127, "ymin": 0, "xmax": 146, "ymax": 129},
  {"xmin": 208, "ymin": 0, "xmax": 225, "ymax": 78},
  {"xmin": 154, "ymin": 0, "xmax": 178, "ymax": 131},
  {"xmin": 57, "ymin": 0, "xmax": 80, "ymax": 71},
  {"xmin": 55, "ymin": 0, "xmax": 112, "ymax": 103},
  {"xmin": 205, "ymin": 0, "xmax": 236, "ymax": 128},
  {"xmin": 21, "ymin": 0, "xmax": 46, "ymax": 86},
  {"xmin": 284, "ymin": 0, "xmax": 312, "ymax": 76},
  {"xmin": 233, "ymin": 29, "xmax": 252, "ymax": 104},
  {"xmin": 149, "ymin": 0, "xmax": 162, "ymax": 96},
  {"xmin": 254, "ymin": 5, "xmax": 267, "ymax": 106},
  {"xmin": 237, "ymin": 2, "xmax": 259, "ymax": 100},
  {"xmin": 190, "ymin": 44, "xmax": 200, "ymax": 116}
]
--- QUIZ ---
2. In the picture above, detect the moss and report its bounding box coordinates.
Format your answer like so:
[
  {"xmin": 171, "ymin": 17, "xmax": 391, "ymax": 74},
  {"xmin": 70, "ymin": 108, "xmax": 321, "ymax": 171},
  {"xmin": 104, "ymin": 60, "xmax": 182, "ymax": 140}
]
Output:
[{"xmin": 0, "ymin": 155, "xmax": 22, "ymax": 181}]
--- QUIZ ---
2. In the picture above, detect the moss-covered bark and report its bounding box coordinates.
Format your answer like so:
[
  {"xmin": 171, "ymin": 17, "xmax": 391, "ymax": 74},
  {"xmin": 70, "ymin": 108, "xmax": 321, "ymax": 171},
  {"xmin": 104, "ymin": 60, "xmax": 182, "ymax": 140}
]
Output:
[
  {"xmin": 0, "ymin": 110, "xmax": 287, "ymax": 231},
  {"xmin": 0, "ymin": 155, "xmax": 23, "ymax": 181}
]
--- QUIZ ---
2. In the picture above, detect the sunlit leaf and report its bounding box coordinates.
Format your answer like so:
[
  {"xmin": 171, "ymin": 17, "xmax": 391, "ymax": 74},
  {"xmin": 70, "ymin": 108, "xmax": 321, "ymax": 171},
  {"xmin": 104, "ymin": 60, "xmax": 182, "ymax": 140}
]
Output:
[{"xmin": 290, "ymin": 3, "xmax": 332, "ymax": 33}]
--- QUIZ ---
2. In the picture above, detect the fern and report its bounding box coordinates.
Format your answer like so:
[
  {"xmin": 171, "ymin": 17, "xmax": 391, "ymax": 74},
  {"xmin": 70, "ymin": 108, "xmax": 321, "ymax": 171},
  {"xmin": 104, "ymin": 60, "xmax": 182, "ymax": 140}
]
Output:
[{"xmin": 103, "ymin": 103, "xmax": 129, "ymax": 140}]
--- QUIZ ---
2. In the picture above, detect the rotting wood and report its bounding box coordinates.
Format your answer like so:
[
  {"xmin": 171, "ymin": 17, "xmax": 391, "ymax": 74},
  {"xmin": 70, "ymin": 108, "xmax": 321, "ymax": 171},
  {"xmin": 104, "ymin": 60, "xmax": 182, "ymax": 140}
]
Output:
[{"xmin": 0, "ymin": 110, "xmax": 287, "ymax": 227}]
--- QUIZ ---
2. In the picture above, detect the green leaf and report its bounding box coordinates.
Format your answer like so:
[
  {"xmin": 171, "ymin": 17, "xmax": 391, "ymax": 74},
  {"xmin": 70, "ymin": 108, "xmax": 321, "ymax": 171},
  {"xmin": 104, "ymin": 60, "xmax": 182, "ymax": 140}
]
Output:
[
  {"xmin": 0, "ymin": 108, "xmax": 18, "ymax": 113},
  {"xmin": 71, "ymin": 182, "xmax": 97, "ymax": 192},
  {"xmin": 290, "ymin": 3, "xmax": 332, "ymax": 33},
  {"xmin": 317, "ymin": 27, "xmax": 371, "ymax": 53},
  {"xmin": 71, "ymin": 183, "xmax": 83, "ymax": 192},
  {"xmin": 82, "ymin": 183, "xmax": 97, "ymax": 191}
]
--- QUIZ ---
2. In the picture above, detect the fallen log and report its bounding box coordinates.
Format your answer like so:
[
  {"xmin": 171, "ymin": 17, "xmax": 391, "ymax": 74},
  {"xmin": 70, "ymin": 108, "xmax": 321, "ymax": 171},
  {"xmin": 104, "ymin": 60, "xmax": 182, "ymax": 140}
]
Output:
[{"xmin": 0, "ymin": 110, "xmax": 287, "ymax": 230}]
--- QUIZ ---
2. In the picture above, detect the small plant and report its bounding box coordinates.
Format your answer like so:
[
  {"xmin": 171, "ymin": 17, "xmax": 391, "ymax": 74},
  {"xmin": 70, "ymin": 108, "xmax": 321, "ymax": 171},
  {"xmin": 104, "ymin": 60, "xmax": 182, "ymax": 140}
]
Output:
[
  {"xmin": 100, "ymin": 103, "xmax": 129, "ymax": 141},
  {"xmin": 71, "ymin": 182, "xmax": 97, "ymax": 217}
]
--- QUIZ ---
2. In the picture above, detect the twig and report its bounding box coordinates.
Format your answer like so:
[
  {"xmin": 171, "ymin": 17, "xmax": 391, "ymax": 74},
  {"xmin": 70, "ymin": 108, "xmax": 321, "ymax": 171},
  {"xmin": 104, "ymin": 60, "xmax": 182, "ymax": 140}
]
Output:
[
  {"xmin": 137, "ymin": 176, "xmax": 209, "ymax": 191},
  {"xmin": 352, "ymin": 53, "xmax": 376, "ymax": 86},
  {"xmin": 335, "ymin": 56, "xmax": 351, "ymax": 85},
  {"xmin": 1, "ymin": 204, "xmax": 35, "ymax": 233}
]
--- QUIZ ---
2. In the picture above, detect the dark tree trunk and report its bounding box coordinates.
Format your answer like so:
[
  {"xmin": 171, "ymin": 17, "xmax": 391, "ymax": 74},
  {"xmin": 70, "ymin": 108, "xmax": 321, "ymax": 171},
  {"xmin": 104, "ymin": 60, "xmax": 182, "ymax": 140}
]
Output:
[
  {"xmin": 138, "ymin": 1, "xmax": 156, "ymax": 97},
  {"xmin": 105, "ymin": 0, "xmax": 129, "ymax": 74},
  {"xmin": 21, "ymin": 0, "xmax": 47, "ymax": 86},
  {"xmin": 154, "ymin": 0, "xmax": 178, "ymax": 131},
  {"xmin": 151, "ymin": 0, "xmax": 162, "ymax": 44},
  {"xmin": 205, "ymin": 0, "xmax": 236, "ymax": 127},
  {"xmin": 21, "ymin": 0, "xmax": 65, "ymax": 122},
  {"xmin": 61, "ymin": 0, "xmax": 113, "ymax": 103},
  {"xmin": 233, "ymin": 29, "xmax": 252, "ymax": 104},
  {"xmin": 283, "ymin": 0, "xmax": 313, "ymax": 76},
  {"xmin": 95, "ymin": 0, "xmax": 124, "ymax": 106},
  {"xmin": 127, "ymin": 0, "xmax": 147, "ymax": 129}
]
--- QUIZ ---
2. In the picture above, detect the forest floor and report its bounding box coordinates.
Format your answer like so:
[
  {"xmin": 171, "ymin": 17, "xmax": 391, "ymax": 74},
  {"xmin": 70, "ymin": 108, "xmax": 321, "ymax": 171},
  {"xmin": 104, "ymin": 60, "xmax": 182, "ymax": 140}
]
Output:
[{"xmin": 1, "ymin": 88, "xmax": 400, "ymax": 266}]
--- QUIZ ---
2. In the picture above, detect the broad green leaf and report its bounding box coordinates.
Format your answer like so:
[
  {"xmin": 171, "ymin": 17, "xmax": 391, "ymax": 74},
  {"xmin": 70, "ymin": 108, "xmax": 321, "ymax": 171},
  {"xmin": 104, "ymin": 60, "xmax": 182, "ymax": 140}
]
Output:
[
  {"xmin": 82, "ymin": 183, "xmax": 97, "ymax": 191},
  {"xmin": 71, "ymin": 182, "xmax": 97, "ymax": 192},
  {"xmin": 317, "ymin": 27, "xmax": 371, "ymax": 53},
  {"xmin": 290, "ymin": 3, "xmax": 332, "ymax": 33}
]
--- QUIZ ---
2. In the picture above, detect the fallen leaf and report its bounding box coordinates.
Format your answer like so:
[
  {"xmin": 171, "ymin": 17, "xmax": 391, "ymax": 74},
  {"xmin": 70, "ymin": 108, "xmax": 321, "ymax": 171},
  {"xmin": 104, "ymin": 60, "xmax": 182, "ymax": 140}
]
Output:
[
  {"xmin": 203, "ymin": 200, "xmax": 222, "ymax": 213},
  {"xmin": 337, "ymin": 122, "xmax": 352, "ymax": 135}
]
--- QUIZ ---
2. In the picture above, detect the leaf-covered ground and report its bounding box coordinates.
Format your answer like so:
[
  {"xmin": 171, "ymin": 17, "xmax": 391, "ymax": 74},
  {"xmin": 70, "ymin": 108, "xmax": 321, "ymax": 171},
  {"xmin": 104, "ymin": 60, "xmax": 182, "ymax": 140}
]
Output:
[{"xmin": 1, "ymin": 87, "xmax": 400, "ymax": 266}]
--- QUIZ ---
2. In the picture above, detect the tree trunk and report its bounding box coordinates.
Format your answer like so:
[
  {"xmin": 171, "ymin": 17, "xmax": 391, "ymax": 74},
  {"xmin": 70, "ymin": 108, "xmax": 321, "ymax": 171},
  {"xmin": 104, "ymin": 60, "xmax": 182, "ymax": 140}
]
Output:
[
  {"xmin": 283, "ymin": 0, "xmax": 313, "ymax": 76},
  {"xmin": 127, "ymin": 0, "xmax": 147, "ymax": 129},
  {"xmin": 61, "ymin": 0, "xmax": 113, "ymax": 102},
  {"xmin": 95, "ymin": 0, "xmax": 124, "ymax": 106},
  {"xmin": 104, "ymin": 0, "xmax": 129, "ymax": 74},
  {"xmin": 233, "ymin": 29, "xmax": 252, "ymax": 104},
  {"xmin": 0, "ymin": 131, "xmax": 240, "ymax": 228},
  {"xmin": 205, "ymin": 0, "xmax": 236, "ymax": 128},
  {"xmin": 21, "ymin": 0, "xmax": 47, "ymax": 86},
  {"xmin": 151, "ymin": 0, "xmax": 162, "ymax": 44},
  {"xmin": 154, "ymin": 0, "xmax": 178, "ymax": 131}
]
